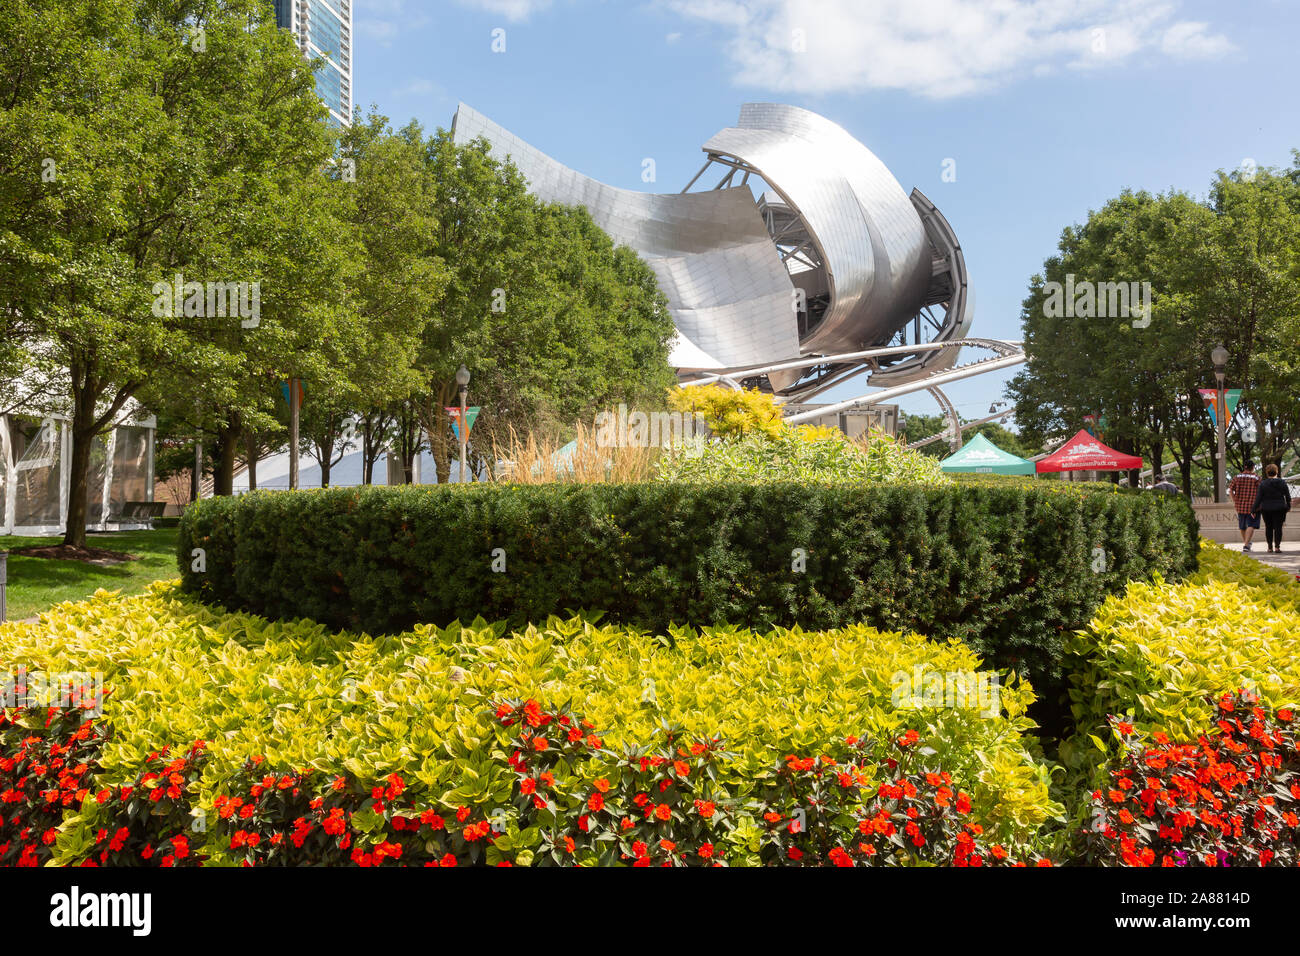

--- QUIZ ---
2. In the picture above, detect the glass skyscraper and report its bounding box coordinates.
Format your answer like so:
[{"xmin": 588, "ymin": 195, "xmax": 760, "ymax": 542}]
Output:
[{"xmin": 274, "ymin": 0, "xmax": 352, "ymax": 126}]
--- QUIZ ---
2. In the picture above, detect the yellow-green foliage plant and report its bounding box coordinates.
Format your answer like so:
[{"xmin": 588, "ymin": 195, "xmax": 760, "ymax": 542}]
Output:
[
  {"xmin": 1190, "ymin": 538, "xmax": 1300, "ymax": 610},
  {"xmin": 0, "ymin": 584, "xmax": 1061, "ymax": 864},
  {"xmin": 666, "ymin": 384, "xmax": 785, "ymax": 439},
  {"xmin": 1066, "ymin": 539, "xmax": 1300, "ymax": 754}
]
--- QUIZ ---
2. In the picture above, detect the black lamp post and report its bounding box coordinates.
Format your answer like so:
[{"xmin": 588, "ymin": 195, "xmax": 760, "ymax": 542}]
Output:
[
  {"xmin": 455, "ymin": 364, "xmax": 471, "ymax": 484},
  {"xmin": 1212, "ymin": 345, "xmax": 1229, "ymax": 504}
]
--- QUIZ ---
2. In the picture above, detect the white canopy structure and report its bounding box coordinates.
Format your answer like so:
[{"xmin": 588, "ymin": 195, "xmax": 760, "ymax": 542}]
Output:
[
  {"xmin": 0, "ymin": 406, "xmax": 156, "ymax": 536},
  {"xmin": 1, "ymin": 363, "xmax": 157, "ymax": 536}
]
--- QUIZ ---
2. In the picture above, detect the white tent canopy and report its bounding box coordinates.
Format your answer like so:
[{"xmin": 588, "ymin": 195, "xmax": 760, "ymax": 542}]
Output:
[
  {"xmin": 0, "ymin": 407, "xmax": 157, "ymax": 536},
  {"xmin": 229, "ymin": 445, "xmax": 475, "ymax": 493}
]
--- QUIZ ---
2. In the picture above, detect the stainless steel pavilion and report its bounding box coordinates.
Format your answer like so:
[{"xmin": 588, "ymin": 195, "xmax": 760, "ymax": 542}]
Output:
[{"xmin": 451, "ymin": 102, "xmax": 1023, "ymax": 435}]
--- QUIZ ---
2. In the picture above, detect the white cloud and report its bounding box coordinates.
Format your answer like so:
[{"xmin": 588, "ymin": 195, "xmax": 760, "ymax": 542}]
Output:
[
  {"xmin": 1160, "ymin": 21, "xmax": 1236, "ymax": 59},
  {"xmin": 455, "ymin": 0, "xmax": 555, "ymax": 21},
  {"xmin": 394, "ymin": 78, "xmax": 441, "ymax": 98},
  {"xmin": 664, "ymin": 0, "xmax": 1236, "ymax": 99},
  {"xmin": 356, "ymin": 0, "xmax": 431, "ymax": 47}
]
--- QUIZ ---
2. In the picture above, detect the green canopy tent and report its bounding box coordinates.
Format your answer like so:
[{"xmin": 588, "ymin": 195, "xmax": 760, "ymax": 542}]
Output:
[{"xmin": 940, "ymin": 433, "xmax": 1036, "ymax": 476}]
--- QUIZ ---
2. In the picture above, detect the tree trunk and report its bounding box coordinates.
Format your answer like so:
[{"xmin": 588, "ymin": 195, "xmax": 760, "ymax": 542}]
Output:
[
  {"xmin": 288, "ymin": 378, "xmax": 300, "ymax": 490},
  {"xmin": 362, "ymin": 418, "xmax": 374, "ymax": 485},
  {"xmin": 62, "ymin": 420, "xmax": 95, "ymax": 549},
  {"xmin": 212, "ymin": 415, "xmax": 241, "ymax": 497},
  {"xmin": 246, "ymin": 431, "xmax": 258, "ymax": 491},
  {"xmin": 62, "ymin": 365, "xmax": 134, "ymax": 548}
]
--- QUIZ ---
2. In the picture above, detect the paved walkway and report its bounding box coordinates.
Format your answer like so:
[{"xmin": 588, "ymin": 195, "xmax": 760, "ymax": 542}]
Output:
[{"xmin": 1222, "ymin": 542, "xmax": 1300, "ymax": 578}]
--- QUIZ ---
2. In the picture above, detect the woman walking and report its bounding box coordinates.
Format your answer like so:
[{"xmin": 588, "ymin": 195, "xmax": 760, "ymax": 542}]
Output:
[{"xmin": 1252, "ymin": 464, "xmax": 1293, "ymax": 553}]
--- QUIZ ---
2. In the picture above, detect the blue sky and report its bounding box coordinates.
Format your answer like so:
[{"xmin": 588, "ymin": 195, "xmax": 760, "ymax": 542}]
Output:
[{"xmin": 354, "ymin": 0, "xmax": 1299, "ymax": 425}]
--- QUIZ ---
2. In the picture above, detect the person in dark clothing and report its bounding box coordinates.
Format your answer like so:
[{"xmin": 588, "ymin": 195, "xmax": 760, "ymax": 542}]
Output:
[
  {"xmin": 1252, "ymin": 464, "xmax": 1293, "ymax": 553},
  {"xmin": 1152, "ymin": 473, "xmax": 1180, "ymax": 495}
]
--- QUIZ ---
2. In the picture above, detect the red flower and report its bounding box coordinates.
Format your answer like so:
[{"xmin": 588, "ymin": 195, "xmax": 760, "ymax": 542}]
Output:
[
  {"xmin": 421, "ymin": 810, "xmax": 446, "ymax": 830},
  {"xmin": 463, "ymin": 821, "xmax": 492, "ymax": 842}
]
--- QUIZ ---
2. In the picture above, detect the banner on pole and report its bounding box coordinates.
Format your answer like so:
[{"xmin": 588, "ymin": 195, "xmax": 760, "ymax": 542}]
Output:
[
  {"xmin": 1198, "ymin": 389, "xmax": 1243, "ymax": 428},
  {"xmin": 446, "ymin": 407, "xmax": 481, "ymax": 442},
  {"xmin": 280, "ymin": 380, "xmax": 304, "ymax": 407}
]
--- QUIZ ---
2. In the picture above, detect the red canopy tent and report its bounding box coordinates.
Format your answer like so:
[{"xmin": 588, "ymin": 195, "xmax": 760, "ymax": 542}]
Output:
[{"xmin": 1035, "ymin": 430, "xmax": 1144, "ymax": 474}]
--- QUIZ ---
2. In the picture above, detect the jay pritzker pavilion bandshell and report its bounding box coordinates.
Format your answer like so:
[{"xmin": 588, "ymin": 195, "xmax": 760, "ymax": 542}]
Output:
[{"xmin": 451, "ymin": 103, "xmax": 1024, "ymax": 425}]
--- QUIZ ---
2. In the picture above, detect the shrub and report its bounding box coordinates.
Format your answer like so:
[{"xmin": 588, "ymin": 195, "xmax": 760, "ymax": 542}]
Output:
[
  {"xmin": 654, "ymin": 428, "xmax": 948, "ymax": 485},
  {"xmin": 665, "ymin": 384, "xmax": 784, "ymax": 439},
  {"xmin": 1081, "ymin": 692, "xmax": 1299, "ymax": 867},
  {"xmin": 1191, "ymin": 539, "xmax": 1300, "ymax": 607},
  {"xmin": 177, "ymin": 481, "xmax": 1199, "ymax": 693},
  {"xmin": 1066, "ymin": 566, "xmax": 1300, "ymax": 748},
  {"xmin": 0, "ymin": 585, "xmax": 1061, "ymax": 864}
]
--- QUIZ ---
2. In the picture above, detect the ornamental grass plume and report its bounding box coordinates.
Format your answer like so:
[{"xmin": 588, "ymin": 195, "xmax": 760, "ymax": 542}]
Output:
[{"xmin": 491, "ymin": 422, "xmax": 658, "ymax": 484}]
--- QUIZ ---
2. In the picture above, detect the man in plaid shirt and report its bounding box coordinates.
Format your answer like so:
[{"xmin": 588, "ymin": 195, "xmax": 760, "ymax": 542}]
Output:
[{"xmin": 1229, "ymin": 462, "xmax": 1261, "ymax": 551}]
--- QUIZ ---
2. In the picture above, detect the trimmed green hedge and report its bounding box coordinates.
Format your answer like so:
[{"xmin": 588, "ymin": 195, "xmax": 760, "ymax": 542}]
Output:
[{"xmin": 178, "ymin": 482, "xmax": 1199, "ymax": 692}]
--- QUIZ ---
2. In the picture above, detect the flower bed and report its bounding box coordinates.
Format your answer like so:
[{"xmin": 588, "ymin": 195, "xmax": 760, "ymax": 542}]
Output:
[
  {"xmin": 1080, "ymin": 692, "xmax": 1299, "ymax": 867},
  {"xmin": 1067, "ymin": 543, "xmax": 1300, "ymax": 745},
  {"xmin": 0, "ymin": 584, "xmax": 1058, "ymax": 866}
]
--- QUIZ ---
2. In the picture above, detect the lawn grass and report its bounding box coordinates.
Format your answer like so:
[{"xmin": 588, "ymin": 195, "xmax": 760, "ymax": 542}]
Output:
[{"xmin": 0, "ymin": 529, "xmax": 179, "ymax": 621}]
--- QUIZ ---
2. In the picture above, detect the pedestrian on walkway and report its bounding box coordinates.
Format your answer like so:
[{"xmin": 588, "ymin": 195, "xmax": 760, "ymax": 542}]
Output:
[
  {"xmin": 1253, "ymin": 463, "xmax": 1292, "ymax": 553},
  {"xmin": 1229, "ymin": 462, "xmax": 1261, "ymax": 551},
  {"xmin": 1152, "ymin": 473, "xmax": 1180, "ymax": 495}
]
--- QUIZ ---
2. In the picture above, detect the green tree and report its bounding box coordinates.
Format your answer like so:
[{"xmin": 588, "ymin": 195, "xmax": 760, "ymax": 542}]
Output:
[
  {"xmin": 0, "ymin": 0, "xmax": 341, "ymax": 544},
  {"xmin": 414, "ymin": 132, "xmax": 677, "ymax": 482}
]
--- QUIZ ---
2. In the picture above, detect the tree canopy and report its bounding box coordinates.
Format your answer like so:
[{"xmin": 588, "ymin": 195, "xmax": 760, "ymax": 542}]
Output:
[
  {"xmin": 2, "ymin": 0, "xmax": 679, "ymax": 537},
  {"xmin": 1007, "ymin": 158, "xmax": 1300, "ymax": 493}
]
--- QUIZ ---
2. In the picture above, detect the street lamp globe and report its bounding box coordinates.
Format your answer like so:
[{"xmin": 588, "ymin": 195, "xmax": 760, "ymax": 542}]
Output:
[
  {"xmin": 455, "ymin": 364, "xmax": 471, "ymax": 388},
  {"xmin": 1211, "ymin": 345, "xmax": 1229, "ymax": 370}
]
